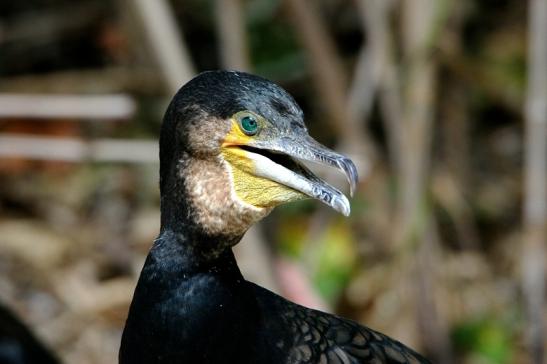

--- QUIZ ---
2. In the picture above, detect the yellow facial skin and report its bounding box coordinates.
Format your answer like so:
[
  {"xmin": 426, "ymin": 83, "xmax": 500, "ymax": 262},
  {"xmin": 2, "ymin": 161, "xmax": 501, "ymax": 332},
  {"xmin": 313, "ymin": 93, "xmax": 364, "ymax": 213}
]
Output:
[{"xmin": 221, "ymin": 119, "xmax": 306, "ymax": 209}]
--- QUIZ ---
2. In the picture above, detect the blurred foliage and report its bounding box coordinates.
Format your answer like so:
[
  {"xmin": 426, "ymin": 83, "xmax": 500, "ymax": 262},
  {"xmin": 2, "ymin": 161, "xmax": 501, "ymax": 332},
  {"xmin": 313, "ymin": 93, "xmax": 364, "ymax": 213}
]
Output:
[
  {"xmin": 0, "ymin": 0, "xmax": 540, "ymax": 363},
  {"xmin": 311, "ymin": 221, "xmax": 356, "ymax": 303},
  {"xmin": 247, "ymin": 0, "xmax": 306, "ymax": 79},
  {"xmin": 452, "ymin": 313, "xmax": 517, "ymax": 364}
]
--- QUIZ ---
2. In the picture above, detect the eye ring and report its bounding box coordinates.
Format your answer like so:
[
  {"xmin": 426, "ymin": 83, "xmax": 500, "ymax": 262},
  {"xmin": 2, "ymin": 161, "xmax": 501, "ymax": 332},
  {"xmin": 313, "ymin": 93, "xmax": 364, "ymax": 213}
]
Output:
[{"xmin": 238, "ymin": 114, "xmax": 259, "ymax": 136}]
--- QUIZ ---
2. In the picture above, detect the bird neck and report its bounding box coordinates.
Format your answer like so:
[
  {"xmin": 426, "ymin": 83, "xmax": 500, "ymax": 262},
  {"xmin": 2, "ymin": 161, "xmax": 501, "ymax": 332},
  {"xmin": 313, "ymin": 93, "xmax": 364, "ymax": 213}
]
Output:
[
  {"xmin": 152, "ymin": 228, "xmax": 241, "ymax": 271},
  {"xmin": 159, "ymin": 155, "xmax": 244, "ymax": 258}
]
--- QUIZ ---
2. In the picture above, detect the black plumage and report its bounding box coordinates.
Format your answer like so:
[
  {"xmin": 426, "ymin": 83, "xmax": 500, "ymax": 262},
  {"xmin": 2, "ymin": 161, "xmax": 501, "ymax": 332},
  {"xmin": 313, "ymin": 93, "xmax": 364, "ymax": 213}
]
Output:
[
  {"xmin": 0, "ymin": 303, "xmax": 59, "ymax": 364},
  {"xmin": 119, "ymin": 71, "xmax": 431, "ymax": 364}
]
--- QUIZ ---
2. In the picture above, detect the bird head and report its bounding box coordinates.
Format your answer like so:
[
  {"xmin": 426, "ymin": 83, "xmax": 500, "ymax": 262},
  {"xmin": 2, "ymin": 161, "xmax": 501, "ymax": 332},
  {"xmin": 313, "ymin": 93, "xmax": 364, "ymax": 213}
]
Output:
[{"xmin": 159, "ymin": 71, "xmax": 358, "ymax": 241}]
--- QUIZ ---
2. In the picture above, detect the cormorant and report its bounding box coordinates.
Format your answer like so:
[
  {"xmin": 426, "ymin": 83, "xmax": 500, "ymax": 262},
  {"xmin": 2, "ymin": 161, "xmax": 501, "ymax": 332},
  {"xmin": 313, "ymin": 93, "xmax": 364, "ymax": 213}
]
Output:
[
  {"xmin": 120, "ymin": 70, "xmax": 430, "ymax": 364},
  {"xmin": 0, "ymin": 302, "xmax": 59, "ymax": 364}
]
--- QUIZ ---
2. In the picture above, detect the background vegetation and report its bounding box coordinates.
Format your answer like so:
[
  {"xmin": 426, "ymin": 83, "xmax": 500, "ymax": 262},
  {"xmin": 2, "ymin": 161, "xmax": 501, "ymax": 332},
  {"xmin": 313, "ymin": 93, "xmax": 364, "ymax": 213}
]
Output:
[{"xmin": 0, "ymin": 1, "xmax": 545, "ymax": 363}]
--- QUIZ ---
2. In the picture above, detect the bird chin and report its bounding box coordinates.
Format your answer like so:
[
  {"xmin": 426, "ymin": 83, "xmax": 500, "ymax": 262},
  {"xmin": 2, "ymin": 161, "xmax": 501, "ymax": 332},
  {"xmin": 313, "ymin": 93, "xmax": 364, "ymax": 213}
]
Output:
[
  {"xmin": 220, "ymin": 145, "xmax": 350, "ymax": 216},
  {"xmin": 221, "ymin": 146, "xmax": 309, "ymax": 209}
]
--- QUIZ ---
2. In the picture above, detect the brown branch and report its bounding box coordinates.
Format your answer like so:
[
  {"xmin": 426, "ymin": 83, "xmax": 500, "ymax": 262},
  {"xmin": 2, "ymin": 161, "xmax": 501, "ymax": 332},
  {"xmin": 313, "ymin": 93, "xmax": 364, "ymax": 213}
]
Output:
[
  {"xmin": 283, "ymin": 0, "xmax": 349, "ymax": 140},
  {"xmin": 348, "ymin": 0, "xmax": 395, "ymax": 123},
  {"xmin": 215, "ymin": 0, "xmax": 251, "ymax": 71},
  {"xmin": 398, "ymin": 0, "xmax": 437, "ymax": 231},
  {"xmin": 0, "ymin": 135, "xmax": 158, "ymax": 163},
  {"xmin": 436, "ymin": 1, "xmax": 478, "ymax": 250},
  {"xmin": 129, "ymin": 0, "xmax": 195, "ymax": 95},
  {"xmin": 0, "ymin": 67, "xmax": 163, "ymax": 95},
  {"xmin": 523, "ymin": 0, "xmax": 547, "ymax": 362},
  {"xmin": 284, "ymin": 0, "xmax": 373, "ymax": 184},
  {"xmin": 354, "ymin": 0, "xmax": 403, "ymax": 177},
  {"xmin": 395, "ymin": 0, "xmax": 453, "ymax": 361},
  {"xmin": 415, "ymin": 220, "xmax": 453, "ymax": 364},
  {"xmin": 0, "ymin": 94, "xmax": 136, "ymax": 120}
]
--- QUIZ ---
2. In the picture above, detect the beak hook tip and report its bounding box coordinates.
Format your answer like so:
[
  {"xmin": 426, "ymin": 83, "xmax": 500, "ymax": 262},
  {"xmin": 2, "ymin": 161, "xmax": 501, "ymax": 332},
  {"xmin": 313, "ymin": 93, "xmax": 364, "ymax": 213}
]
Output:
[
  {"xmin": 338, "ymin": 158, "xmax": 358, "ymax": 198},
  {"xmin": 337, "ymin": 194, "xmax": 351, "ymax": 217}
]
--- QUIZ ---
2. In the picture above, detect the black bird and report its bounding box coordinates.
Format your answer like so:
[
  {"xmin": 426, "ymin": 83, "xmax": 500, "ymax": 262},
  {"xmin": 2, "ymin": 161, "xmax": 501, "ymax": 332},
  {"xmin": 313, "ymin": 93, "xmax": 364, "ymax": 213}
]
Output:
[
  {"xmin": 0, "ymin": 302, "xmax": 59, "ymax": 364},
  {"xmin": 120, "ymin": 70, "xmax": 430, "ymax": 364}
]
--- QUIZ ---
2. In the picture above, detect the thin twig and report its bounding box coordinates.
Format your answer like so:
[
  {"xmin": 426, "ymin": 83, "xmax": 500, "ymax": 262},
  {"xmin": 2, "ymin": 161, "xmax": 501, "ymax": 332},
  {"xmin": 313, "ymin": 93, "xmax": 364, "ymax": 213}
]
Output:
[
  {"xmin": 284, "ymin": 0, "xmax": 372, "ymax": 181},
  {"xmin": 523, "ymin": 0, "xmax": 547, "ymax": 362},
  {"xmin": 348, "ymin": 0, "xmax": 394, "ymax": 123},
  {"xmin": 215, "ymin": 0, "xmax": 251, "ymax": 71},
  {"xmin": 355, "ymin": 0, "xmax": 403, "ymax": 177},
  {"xmin": 283, "ymin": 0, "xmax": 349, "ymax": 139},
  {"xmin": 0, "ymin": 68, "xmax": 163, "ymax": 95},
  {"xmin": 0, "ymin": 135, "xmax": 158, "ymax": 163},
  {"xmin": 436, "ymin": 1, "xmax": 478, "ymax": 250},
  {"xmin": 415, "ymin": 220, "xmax": 453, "ymax": 363},
  {"xmin": 397, "ymin": 0, "xmax": 453, "ymax": 361},
  {"xmin": 130, "ymin": 0, "xmax": 195, "ymax": 95},
  {"xmin": 0, "ymin": 94, "xmax": 136, "ymax": 119}
]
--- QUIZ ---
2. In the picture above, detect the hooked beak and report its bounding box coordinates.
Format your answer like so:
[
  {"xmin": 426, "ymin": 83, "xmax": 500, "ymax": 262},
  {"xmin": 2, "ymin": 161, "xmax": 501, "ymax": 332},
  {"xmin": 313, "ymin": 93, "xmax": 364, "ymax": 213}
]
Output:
[{"xmin": 235, "ymin": 135, "xmax": 358, "ymax": 216}]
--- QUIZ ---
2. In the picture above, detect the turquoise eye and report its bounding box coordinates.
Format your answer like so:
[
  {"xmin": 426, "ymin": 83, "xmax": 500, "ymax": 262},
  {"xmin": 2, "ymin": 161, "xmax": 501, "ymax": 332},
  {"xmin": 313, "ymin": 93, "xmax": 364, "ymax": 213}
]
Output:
[{"xmin": 239, "ymin": 115, "xmax": 259, "ymax": 135}]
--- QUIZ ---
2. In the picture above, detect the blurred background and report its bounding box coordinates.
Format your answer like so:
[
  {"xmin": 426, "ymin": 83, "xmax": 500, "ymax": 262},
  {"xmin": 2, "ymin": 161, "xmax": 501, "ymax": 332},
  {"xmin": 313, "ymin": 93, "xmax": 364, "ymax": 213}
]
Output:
[{"xmin": 0, "ymin": 0, "xmax": 546, "ymax": 363}]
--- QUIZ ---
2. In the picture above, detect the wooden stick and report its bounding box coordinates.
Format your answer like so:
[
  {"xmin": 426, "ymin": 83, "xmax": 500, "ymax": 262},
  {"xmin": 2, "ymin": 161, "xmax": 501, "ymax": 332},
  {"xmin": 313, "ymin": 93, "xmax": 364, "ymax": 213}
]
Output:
[
  {"xmin": 215, "ymin": 0, "xmax": 251, "ymax": 71},
  {"xmin": 284, "ymin": 0, "xmax": 372, "ymax": 178},
  {"xmin": 0, "ymin": 135, "xmax": 157, "ymax": 163},
  {"xmin": 523, "ymin": 0, "xmax": 547, "ymax": 362},
  {"xmin": 0, "ymin": 94, "xmax": 136, "ymax": 120},
  {"xmin": 348, "ymin": 0, "xmax": 394, "ymax": 123},
  {"xmin": 0, "ymin": 68, "xmax": 163, "ymax": 95},
  {"xmin": 283, "ymin": 0, "xmax": 349, "ymax": 138},
  {"xmin": 397, "ymin": 0, "xmax": 453, "ymax": 361},
  {"xmin": 354, "ymin": 0, "xmax": 402, "ymax": 175},
  {"xmin": 131, "ymin": 0, "xmax": 195, "ymax": 95}
]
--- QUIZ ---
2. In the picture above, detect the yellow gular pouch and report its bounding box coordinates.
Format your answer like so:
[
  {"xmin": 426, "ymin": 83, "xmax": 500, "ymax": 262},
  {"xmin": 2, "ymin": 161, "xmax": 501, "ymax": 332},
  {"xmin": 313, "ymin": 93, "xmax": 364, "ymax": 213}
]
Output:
[{"xmin": 221, "ymin": 121, "xmax": 307, "ymax": 209}]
